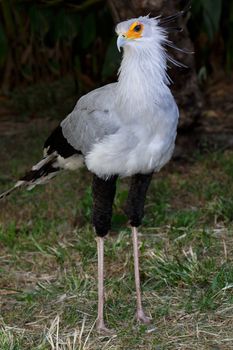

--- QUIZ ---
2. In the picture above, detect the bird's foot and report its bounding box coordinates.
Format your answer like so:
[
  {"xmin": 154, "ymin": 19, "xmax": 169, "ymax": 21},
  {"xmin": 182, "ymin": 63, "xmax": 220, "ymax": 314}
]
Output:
[
  {"xmin": 96, "ymin": 319, "xmax": 115, "ymax": 336},
  {"xmin": 136, "ymin": 309, "xmax": 151, "ymax": 324}
]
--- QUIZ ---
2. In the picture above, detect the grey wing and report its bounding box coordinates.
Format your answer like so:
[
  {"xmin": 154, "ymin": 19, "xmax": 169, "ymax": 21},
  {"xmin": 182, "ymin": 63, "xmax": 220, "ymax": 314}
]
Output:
[{"xmin": 61, "ymin": 83, "xmax": 119, "ymax": 155}]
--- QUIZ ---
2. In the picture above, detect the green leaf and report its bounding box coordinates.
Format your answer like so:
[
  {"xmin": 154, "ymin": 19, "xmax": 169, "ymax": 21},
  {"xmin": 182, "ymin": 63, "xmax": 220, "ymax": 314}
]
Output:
[
  {"xmin": 191, "ymin": 0, "xmax": 202, "ymax": 16},
  {"xmin": 81, "ymin": 13, "xmax": 96, "ymax": 49},
  {"xmin": 51, "ymin": 9, "xmax": 80, "ymax": 42},
  {"xmin": 1, "ymin": 0, "xmax": 15, "ymax": 39},
  {"xmin": 203, "ymin": 11, "xmax": 214, "ymax": 41},
  {"xmin": 101, "ymin": 37, "xmax": 120, "ymax": 79},
  {"xmin": 0, "ymin": 22, "xmax": 8, "ymax": 67},
  {"xmin": 203, "ymin": 0, "xmax": 222, "ymax": 39},
  {"xmin": 21, "ymin": 64, "xmax": 33, "ymax": 81},
  {"xmin": 48, "ymin": 59, "xmax": 60, "ymax": 76},
  {"xmin": 29, "ymin": 5, "xmax": 50, "ymax": 38}
]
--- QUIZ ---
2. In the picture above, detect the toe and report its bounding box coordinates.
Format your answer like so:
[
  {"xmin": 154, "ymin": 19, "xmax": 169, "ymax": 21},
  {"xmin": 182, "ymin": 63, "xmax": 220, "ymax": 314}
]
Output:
[
  {"xmin": 96, "ymin": 321, "xmax": 115, "ymax": 335},
  {"xmin": 136, "ymin": 310, "xmax": 151, "ymax": 324}
]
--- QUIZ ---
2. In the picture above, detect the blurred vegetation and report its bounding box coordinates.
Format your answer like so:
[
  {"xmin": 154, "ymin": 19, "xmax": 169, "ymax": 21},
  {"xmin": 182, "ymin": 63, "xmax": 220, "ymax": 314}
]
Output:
[
  {"xmin": 0, "ymin": 0, "xmax": 232, "ymax": 94},
  {"xmin": 0, "ymin": 0, "xmax": 119, "ymax": 94},
  {"xmin": 189, "ymin": 0, "xmax": 233, "ymax": 79}
]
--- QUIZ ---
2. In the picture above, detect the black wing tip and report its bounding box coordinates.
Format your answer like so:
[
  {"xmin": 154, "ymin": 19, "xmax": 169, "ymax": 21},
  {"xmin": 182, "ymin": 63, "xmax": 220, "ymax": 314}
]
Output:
[
  {"xmin": 20, "ymin": 161, "xmax": 59, "ymax": 183},
  {"xmin": 44, "ymin": 125, "xmax": 82, "ymax": 158}
]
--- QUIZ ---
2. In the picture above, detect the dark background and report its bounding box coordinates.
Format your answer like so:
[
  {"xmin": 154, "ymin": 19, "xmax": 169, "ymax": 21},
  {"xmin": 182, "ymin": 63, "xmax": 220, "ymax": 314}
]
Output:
[{"xmin": 0, "ymin": 0, "xmax": 232, "ymax": 101}]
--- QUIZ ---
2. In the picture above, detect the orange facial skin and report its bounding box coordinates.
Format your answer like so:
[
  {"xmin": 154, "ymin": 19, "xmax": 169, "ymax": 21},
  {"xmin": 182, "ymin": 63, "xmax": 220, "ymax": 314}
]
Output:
[{"xmin": 125, "ymin": 22, "xmax": 144, "ymax": 40}]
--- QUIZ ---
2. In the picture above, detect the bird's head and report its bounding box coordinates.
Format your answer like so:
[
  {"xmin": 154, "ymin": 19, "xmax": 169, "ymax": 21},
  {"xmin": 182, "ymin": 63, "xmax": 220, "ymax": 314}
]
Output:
[{"xmin": 115, "ymin": 16, "xmax": 164, "ymax": 52}]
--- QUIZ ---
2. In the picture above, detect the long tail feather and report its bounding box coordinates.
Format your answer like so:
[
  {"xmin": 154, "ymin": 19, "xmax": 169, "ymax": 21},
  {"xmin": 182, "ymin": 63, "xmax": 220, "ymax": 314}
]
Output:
[
  {"xmin": 0, "ymin": 181, "xmax": 25, "ymax": 200},
  {"xmin": 0, "ymin": 153, "xmax": 60, "ymax": 201}
]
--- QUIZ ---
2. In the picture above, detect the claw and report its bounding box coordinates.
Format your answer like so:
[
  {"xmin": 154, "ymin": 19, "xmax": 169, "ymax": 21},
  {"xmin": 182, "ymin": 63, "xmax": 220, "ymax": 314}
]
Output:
[
  {"xmin": 136, "ymin": 309, "xmax": 151, "ymax": 324},
  {"xmin": 96, "ymin": 320, "xmax": 115, "ymax": 335}
]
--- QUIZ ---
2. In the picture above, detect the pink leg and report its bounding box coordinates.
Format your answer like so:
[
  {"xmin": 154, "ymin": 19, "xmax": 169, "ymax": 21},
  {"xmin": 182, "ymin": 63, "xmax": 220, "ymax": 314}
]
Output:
[
  {"xmin": 96, "ymin": 236, "xmax": 114, "ymax": 335},
  {"xmin": 131, "ymin": 227, "xmax": 151, "ymax": 324}
]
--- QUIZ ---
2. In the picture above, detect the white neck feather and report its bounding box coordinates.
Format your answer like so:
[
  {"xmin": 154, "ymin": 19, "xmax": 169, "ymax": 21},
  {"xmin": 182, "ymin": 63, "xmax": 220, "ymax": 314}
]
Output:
[{"xmin": 116, "ymin": 34, "xmax": 170, "ymax": 116}]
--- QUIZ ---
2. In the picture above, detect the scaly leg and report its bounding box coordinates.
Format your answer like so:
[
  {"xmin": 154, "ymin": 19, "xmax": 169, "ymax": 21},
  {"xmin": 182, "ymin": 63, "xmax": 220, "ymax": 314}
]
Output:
[
  {"xmin": 96, "ymin": 236, "xmax": 114, "ymax": 334},
  {"xmin": 92, "ymin": 175, "xmax": 118, "ymax": 334},
  {"xmin": 132, "ymin": 226, "xmax": 151, "ymax": 324}
]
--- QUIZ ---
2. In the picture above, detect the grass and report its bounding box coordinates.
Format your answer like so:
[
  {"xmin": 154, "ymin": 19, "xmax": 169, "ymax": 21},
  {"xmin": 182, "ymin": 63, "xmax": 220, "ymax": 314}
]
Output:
[{"xmin": 0, "ymin": 117, "xmax": 233, "ymax": 349}]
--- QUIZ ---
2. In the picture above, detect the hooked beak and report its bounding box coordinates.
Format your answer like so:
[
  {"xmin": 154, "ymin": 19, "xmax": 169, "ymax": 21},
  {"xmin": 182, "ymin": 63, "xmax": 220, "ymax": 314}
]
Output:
[{"xmin": 117, "ymin": 35, "xmax": 126, "ymax": 52}]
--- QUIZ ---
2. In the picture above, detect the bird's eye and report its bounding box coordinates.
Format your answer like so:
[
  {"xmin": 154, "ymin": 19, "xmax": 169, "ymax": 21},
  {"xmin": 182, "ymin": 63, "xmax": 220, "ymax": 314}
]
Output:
[
  {"xmin": 127, "ymin": 22, "xmax": 144, "ymax": 38},
  {"xmin": 134, "ymin": 24, "xmax": 142, "ymax": 32}
]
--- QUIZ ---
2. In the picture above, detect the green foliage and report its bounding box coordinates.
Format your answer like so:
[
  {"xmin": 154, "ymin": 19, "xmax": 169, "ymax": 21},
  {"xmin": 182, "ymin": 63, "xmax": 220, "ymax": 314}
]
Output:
[
  {"xmin": 102, "ymin": 37, "xmax": 121, "ymax": 79},
  {"xmin": 0, "ymin": 0, "xmax": 119, "ymax": 92},
  {"xmin": 0, "ymin": 22, "xmax": 8, "ymax": 66},
  {"xmin": 225, "ymin": 1, "xmax": 233, "ymax": 69},
  {"xmin": 0, "ymin": 328, "xmax": 21, "ymax": 350},
  {"xmin": 82, "ymin": 13, "xmax": 96, "ymax": 49},
  {"xmin": 192, "ymin": 0, "xmax": 222, "ymax": 40},
  {"xmin": 190, "ymin": 0, "xmax": 233, "ymax": 72},
  {"xmin": 0, "ymin": 0, "xmax": 232, "ymax": 93}
]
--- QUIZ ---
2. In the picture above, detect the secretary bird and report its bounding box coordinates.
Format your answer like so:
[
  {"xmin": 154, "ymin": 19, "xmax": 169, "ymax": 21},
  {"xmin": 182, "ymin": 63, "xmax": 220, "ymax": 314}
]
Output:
[{"xmin": 0, "ymin": 12, "xmax": 188, "ymax": 333}]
